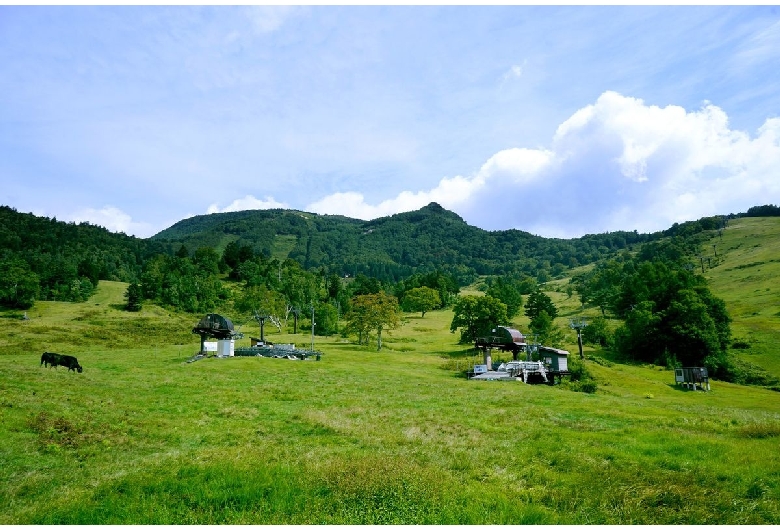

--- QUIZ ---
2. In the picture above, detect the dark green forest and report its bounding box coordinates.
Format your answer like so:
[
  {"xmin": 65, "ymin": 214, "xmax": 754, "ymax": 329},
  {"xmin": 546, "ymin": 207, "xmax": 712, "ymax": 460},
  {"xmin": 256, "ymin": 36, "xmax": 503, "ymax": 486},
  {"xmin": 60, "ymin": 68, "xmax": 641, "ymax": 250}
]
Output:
[
  {"xmin": 0, "ymin": 206, "xmax": 175, "ymax": 308},
  {"xmin": 154, "ymin": 202, "xmax": 663, "ymax": 285}
]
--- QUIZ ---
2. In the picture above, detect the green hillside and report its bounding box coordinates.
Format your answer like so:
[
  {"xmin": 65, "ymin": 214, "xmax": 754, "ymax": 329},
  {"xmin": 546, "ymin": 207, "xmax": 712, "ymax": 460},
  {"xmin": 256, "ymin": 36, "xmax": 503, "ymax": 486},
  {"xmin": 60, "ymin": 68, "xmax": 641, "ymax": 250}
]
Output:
[
  {"xmin": 2, "ymin": 204, "xmax": 780, "ymax": 523},
  {"xmin": 1, "ymin": 274, "xmax": 779, "ymax": 524},
  {"xmin": 703, "ymin": 216, "xmax": 780, "ymax": 376}
]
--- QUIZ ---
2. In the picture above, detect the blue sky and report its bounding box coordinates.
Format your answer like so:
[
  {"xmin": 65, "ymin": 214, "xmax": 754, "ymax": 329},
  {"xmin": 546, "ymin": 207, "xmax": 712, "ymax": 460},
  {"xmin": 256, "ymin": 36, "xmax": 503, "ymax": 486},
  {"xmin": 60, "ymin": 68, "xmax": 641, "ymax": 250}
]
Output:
[{"xmin": 1, "ymin": 6, "xmax": 779, "ymax": 238}]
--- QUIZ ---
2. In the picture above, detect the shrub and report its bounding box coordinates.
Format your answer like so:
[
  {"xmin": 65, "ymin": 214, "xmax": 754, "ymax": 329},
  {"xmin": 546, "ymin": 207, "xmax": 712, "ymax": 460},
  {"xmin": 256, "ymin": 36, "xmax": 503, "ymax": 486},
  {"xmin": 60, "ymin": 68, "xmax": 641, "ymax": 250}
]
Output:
[
  {"xmin": 572, "ymin": 381, "xmax": 597, "ymax": 394},
  {"xmin": 582, "ymin": 316, "xmax": 612, "ymax": 347},
  {"xmin": 722, "ymin": 359, "xmax": 780, "ymax": 386}
]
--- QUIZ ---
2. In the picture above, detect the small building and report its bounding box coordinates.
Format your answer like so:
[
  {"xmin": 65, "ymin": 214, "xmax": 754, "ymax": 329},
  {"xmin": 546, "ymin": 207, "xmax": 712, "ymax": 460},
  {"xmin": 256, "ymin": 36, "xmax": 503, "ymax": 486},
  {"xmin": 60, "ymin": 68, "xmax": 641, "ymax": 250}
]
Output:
[
  {"xmin": 675, "ymin": 367, "xmax": 710, "ymax": 391},
  {"xmin": 217, "ymin": 339, "xmax": 235, "ymax": 357},
  {"xmin": 539, "ymin": 346, "xmax": 569, "ymax": 373}
]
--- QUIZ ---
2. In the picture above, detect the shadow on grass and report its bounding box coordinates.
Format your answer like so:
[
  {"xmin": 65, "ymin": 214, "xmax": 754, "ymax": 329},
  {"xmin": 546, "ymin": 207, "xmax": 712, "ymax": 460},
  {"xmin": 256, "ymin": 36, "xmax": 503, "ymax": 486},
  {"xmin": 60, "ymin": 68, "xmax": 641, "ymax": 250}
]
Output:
[
  {"xmin": 439, "ymin": 347, "xmax": 481, "ymax": 359},
  {"xmin": 666, "ymin": 383, "xmax": 709, "ymax": 392}
]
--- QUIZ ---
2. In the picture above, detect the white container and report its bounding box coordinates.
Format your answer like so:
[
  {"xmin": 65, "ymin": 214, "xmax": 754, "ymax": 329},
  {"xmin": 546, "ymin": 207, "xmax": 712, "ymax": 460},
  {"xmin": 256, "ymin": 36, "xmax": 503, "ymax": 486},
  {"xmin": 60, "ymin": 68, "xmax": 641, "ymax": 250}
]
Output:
[
  {"xmin": 217, "ymin": 339, "xmax": 235, "ymax": 357},
  {"xmin": 203, "ymin": 342, "xmax": 218, "ymax": 353}
]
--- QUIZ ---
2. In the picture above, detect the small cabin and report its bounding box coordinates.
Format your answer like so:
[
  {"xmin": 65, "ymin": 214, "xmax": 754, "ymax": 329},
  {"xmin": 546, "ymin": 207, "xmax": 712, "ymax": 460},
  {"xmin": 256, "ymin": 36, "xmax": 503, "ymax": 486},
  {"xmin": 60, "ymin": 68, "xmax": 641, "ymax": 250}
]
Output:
[
  {"xmin": 674, "ymin": 367, "xmax": 710, "ymax": 391},
  {"xmin": 539, "ymin": 346, "xmax": 569, "ymax": 372}
]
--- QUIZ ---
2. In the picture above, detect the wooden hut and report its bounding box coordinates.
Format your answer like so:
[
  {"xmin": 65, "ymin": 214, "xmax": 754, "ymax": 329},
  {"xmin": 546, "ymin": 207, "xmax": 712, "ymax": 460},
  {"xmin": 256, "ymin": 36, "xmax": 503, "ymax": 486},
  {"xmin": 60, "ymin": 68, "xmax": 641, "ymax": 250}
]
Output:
[{"xmin": 539, "ymin": 346, "xmax": 570, "ymax": 373}]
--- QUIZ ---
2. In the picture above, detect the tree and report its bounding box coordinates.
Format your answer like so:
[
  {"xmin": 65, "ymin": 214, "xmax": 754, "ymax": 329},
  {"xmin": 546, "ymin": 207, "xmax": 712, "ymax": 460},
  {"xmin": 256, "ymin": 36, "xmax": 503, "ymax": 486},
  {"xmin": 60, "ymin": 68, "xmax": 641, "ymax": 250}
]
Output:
[
  {"xmin": 528, "ymin": 310, "xmax": 566, "ymax": 349},
  {"xmin": 235, "ymin": 284, "xmax": 287, "ymax": 334},
  {"xmin": 402, "ymin": 286, "xmax": 441, "ymax": 317},
  {"xmin": 613, "ymin": 301, "xmax": 661, "ymax": 362},
  {"xmin": 486, "ymin": 276, "xmax": 523, "ymax": 318},
  {"xmin": 450, "ymin": 295, "xmax": 508, "ymax": 343},
  {"xmin": 582, "ymin": 316, "xmax": 612, "ymax": 347},
  {"xmin": 349, "ymin": 274, "xmax": 382, "ymax": 296},
  {"xmin": 313, "ymin": 302, "xmax": 338, "ymax": 336},
  {"xmin": 524, "ymin": 290, "xmax": 558, "ymax": 321},
  {"xmin": 193, "ymin": 247, "xmax": 221, "ymax": 275},
  {"xmin": 345, "ymin": 292, "xmax": 401, "ymax": 350},
  {"xmin": 124, "ymin": 282, "xmax": 143, "ymax": 312},
  {"xmin": 0, "ymin": 258, "xmax": 40, "ymax": 309}
]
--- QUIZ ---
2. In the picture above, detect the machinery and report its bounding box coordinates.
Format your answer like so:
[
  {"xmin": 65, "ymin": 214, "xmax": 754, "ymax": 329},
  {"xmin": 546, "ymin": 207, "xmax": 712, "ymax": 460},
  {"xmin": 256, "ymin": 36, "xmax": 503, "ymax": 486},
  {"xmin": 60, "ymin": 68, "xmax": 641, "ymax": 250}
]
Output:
[
  {"xmin": 474, "ymin": 326, "xmax": 527, "ymax": 360},
  {"xmin": 473, "ymin": 326, "xmax": 571, "ymax": 384},
  {"xmin": 192, "ymin": 313, "xmax": 243, "ymax": 355}
]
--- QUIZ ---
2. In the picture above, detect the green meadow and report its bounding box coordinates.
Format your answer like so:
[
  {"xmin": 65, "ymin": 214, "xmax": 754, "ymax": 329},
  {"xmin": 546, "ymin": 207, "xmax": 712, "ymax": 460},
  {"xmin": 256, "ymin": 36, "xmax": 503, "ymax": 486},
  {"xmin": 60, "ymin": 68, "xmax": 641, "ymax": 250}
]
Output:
[{"xmin": 1, "ymin": 218, "xmax": 779, "ymax": 524}]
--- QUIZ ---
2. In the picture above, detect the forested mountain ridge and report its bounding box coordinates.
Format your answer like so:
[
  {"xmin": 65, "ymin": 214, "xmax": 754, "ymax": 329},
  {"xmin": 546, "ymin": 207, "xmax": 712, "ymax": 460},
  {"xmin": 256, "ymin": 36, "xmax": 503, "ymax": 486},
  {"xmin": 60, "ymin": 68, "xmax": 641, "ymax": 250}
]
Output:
[
  {"xmin": 152, "ymin": 202, "xmax": 653, "ymax": 284},
  {"xmin": 0, "ymin": 205, "xmax": 175, "ymax": 307},
  {"xmin": 2, "ymin": 202, "xmax": 776, "ymax": 311}
]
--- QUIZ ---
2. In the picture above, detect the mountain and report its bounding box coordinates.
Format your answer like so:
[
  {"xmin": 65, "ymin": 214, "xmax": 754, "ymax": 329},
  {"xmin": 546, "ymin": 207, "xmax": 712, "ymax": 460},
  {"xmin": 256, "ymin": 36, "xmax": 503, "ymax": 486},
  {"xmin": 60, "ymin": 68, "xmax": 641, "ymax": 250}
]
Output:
[
  {"xmin": 152, "ymin": 202, "xmax": 652, "ymax": 283},
  {"xmin": 0, "ymin": 205, "xmax": 175, "ymax": 306}
]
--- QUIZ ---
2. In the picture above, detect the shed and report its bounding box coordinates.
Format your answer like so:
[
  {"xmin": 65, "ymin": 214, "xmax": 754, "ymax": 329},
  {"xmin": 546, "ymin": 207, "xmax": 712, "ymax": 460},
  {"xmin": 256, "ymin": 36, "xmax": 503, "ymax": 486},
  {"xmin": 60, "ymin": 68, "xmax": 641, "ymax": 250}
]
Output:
[
  {"xmin": 539, "ymin": 346, "xmax": 570, "ymax": 372},
  {"xmin": 674, "ymin": 367, "xmax": 710, "ymax": 391}
]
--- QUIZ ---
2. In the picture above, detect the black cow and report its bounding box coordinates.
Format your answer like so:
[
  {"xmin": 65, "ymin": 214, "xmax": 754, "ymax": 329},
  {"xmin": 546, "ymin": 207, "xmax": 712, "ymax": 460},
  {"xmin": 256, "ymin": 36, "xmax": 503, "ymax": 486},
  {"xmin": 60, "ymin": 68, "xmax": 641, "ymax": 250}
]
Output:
[
  {"xmin": 40, "ymin": 351, "xmax": 62, "ymax": 368},
  {"xmin": 41, "ymin": 352, "xmax": 82, "ymax": 373},
  {"xmin": 59, "ymin": 355, "xmax": 83, "ymax": 373}
]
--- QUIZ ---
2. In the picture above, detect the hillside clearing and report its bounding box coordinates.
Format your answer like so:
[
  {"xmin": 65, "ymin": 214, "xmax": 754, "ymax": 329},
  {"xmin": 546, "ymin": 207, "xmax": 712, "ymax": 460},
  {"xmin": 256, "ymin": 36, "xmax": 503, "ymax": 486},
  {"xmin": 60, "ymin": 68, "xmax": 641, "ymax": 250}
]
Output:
[{"xmin": 1, "ymin": 276, "xmax": 779, "ymax": 524}]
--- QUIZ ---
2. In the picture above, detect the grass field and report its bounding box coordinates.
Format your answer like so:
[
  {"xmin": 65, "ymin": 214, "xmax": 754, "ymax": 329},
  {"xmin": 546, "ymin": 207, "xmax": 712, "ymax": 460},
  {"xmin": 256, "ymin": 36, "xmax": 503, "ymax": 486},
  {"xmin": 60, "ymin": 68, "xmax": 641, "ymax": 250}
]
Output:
[
  {"xmin": 1, "ymin": 223, "xmax": 780, "ymax": 523},
  {"xmin": 704, "ymin": 217, "xmax": 780, "ymax": 376}
]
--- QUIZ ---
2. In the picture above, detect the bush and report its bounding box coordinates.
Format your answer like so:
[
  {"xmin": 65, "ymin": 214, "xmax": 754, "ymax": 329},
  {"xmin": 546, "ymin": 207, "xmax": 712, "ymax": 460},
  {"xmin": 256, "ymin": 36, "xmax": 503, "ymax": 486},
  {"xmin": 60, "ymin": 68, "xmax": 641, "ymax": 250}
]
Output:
[
  {"xmin": 572, "ymin": 381, "xmax": 597, "ymax": 394},
  {"xmin": 723, "ymin": 359, "xmax": 780, "ymax": 387},
  {"xmin": 582, "ymin": 316, "xmax": 612, "ymax": 347}
]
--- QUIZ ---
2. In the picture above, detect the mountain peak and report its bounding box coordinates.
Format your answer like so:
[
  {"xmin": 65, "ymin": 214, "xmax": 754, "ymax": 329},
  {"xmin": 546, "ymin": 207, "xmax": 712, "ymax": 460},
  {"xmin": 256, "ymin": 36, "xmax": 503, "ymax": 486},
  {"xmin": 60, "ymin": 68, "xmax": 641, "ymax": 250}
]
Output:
[{"xmin": 417, "ymin": 202, "xmax": 464, "ymax": 222}]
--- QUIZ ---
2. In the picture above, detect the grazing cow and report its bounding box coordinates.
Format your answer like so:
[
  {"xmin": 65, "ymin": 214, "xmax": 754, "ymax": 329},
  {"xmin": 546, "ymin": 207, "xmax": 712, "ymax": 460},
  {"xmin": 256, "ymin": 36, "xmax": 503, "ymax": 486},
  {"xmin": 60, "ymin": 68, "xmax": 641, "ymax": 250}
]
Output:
[
  {"xmin": 40, "ymin": 351, "xmax": 62, "ymax": 368},
  {"xmin": 40, "ymin": 352, "xmax": 82, "ymax": 373},
  {"xmin": 59, "ymin": 354, "xmax": 83, "ymax": 373}
]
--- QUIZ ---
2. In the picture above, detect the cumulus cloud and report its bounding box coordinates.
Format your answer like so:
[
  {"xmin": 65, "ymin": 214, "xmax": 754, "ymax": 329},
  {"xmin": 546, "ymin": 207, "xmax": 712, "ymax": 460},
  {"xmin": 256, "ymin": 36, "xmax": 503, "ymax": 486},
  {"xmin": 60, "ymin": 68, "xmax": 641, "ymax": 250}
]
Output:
[
  {"xmin": 305, "ymin": 91, "xmax": 780, "ymax": 238},
  {"xmin": 65, "ymin": 206, "xmax": 157, "ymax": 238},
  {"xmin": 207, "ymin": 194, "xmax": 288, "ymax": 214}
]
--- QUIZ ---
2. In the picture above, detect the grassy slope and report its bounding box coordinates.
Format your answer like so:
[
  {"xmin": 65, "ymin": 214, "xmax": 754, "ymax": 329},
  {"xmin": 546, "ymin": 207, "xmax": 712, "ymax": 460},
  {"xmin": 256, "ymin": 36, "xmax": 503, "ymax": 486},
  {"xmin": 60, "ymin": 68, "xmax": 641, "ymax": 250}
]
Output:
[
  {"xmin": 703, "ymin": 217, "xmax": 780, "ymax": 376},
  {"xmin": 1, "ymin": 268, "xmax": 779, "ymax": 523}
]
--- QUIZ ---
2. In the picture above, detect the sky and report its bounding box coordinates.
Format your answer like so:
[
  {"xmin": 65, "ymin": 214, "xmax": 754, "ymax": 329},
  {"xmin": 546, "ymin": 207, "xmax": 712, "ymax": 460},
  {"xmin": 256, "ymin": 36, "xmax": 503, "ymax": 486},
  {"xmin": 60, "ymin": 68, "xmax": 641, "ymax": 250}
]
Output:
[{"xmin": 1, "ymin": 5, "xmax": 780, "ymax": 239}]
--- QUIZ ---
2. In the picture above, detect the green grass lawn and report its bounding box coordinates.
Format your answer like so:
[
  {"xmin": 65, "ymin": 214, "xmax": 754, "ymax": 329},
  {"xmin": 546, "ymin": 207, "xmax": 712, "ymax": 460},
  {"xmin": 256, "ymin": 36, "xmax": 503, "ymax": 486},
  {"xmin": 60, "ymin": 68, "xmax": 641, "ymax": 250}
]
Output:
[{"xmin": 1, "ymin": 270, "xmax": 779, "ymax": 524}]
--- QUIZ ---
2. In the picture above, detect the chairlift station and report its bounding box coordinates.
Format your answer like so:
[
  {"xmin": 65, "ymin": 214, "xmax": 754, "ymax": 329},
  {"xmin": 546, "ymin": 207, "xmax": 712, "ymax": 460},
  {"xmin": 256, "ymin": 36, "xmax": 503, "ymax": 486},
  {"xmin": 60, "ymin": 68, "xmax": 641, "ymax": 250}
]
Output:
[{"xmin": 472, "ymin": 326, "xmax": 571, "ymax": 384}]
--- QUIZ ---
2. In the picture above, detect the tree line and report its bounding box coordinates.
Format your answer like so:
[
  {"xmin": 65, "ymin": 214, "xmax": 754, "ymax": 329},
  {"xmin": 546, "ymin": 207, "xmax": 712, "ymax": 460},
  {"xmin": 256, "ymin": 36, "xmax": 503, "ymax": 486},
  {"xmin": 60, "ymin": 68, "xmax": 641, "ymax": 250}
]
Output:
[
  {"xmin": 0, "ymin": 206, "xmax": 173, "ymax": 309},
  {"xmin": 570, "ymin": 237, "xmax": 732, "ymax": 377}
]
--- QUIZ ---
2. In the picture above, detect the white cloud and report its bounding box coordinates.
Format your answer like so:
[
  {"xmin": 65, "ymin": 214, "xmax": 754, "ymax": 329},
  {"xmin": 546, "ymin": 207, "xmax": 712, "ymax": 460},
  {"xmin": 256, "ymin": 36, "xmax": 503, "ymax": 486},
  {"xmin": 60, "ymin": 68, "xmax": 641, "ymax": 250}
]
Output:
[
  {"xmin": 65, "ymin": 206, "xmax": 156, "ymax": 238},
  {"xmin": 732, "ymin": 19, "xmax": 780, "ymax": 70},
  {"xmin": 306, "ymin": 174, "xmax": 485, "ymax": 220},
  {"xmin": 245, "ymin": 6, "xmax": 300, "ymax": 35},
  {"xmin": 503, "ymin": 64, "xmax": 524, "ymax": 81},
  {"xmin": 207, "ymin": 194, "xmax": 289, "ymax": 214},
  {"xmin": 303, "ymin": 91, "xmax": 780, "ymax": 237}
]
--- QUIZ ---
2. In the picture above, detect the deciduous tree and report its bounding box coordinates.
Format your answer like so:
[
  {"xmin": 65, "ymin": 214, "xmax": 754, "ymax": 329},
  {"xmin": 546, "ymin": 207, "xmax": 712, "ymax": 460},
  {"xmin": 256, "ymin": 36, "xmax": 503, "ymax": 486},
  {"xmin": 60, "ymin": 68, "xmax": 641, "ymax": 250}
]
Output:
[
  {"xmin": 450, "ymin": 294, "xmax": 508, "ymax": 343},
  {"xmin": 402, "ymin": 286, "xmax": 441, "ymax": 317},
  {"xmin": 345, "ymin": 292, "xmax": 401, "ymax": 350}
]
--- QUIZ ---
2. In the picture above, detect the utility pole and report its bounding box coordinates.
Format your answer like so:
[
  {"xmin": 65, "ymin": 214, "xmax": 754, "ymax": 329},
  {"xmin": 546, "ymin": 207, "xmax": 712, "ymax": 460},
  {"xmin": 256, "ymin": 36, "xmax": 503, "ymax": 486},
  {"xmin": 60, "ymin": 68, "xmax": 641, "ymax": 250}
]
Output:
[
  {"xmin": 254, "ymin": 311, "xmax": 269, "ymax": 343},
  {"xmin": 569, "ymin": 318, "xmax": 588, "ymax": 360},
  {"xmin": 310, "ymin": 303, "xmax": 316, "ymax": 352},
  {"xmin": 292, "ymin": 307, "xmax": 301, "ymax": 334}
]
